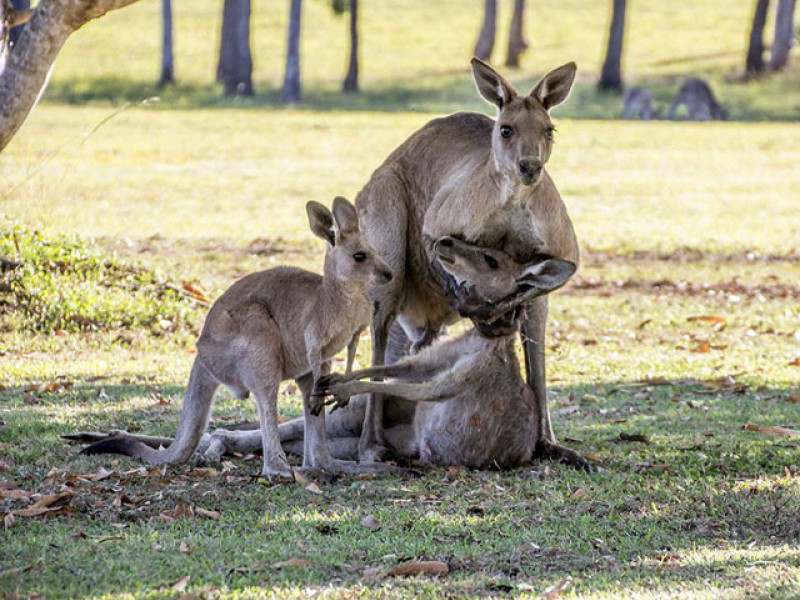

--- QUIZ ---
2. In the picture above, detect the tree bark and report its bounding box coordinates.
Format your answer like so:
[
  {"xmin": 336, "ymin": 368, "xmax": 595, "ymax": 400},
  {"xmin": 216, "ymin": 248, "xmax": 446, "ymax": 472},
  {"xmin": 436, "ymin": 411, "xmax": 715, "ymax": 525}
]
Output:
[
  {"xmin": 769, "ymin": 0, "xmax": 797, "ymax": 70},
  {"xmin": 474, "ymin": 0, "xmax": 496, "ymax": 61},
  {"xmin": 158, "ymin": 0, "xmax": 174, "ymax": 87},
  {"xmin": 746, "ymin": 0, "xmax": 771, "ymax": 75},
  {"xmin": 0, "ymin": 0, "xmax": 144, "ymax": 153},
  {"xmin": 598, "ymin": 0, "xmax": 626, "ymax": 92},
  {"xmin": 505, "ymin": 0, "xmax": 528, "ymax": 68},
  {"xmin": 216, "ymin": 0, "xmax": 253, "ymax": 96},
  {"xmin": 342, "ymin": 0, "xmax": 358, "ymax": 92},
  {"xmin": 281, "ymin": 0, "xmax": 302, "ymax": 103},
  {"xmin": 8, "ymin": 0, "xmax": 30, "ymax": 48}
]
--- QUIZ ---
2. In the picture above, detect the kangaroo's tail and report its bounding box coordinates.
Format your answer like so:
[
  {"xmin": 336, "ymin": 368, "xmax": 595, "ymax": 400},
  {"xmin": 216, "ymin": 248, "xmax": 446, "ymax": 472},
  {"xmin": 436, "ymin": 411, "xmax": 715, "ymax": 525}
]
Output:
[{"xmin": 81, "ymin": 361, "xmax": 219, "ymax": 465}]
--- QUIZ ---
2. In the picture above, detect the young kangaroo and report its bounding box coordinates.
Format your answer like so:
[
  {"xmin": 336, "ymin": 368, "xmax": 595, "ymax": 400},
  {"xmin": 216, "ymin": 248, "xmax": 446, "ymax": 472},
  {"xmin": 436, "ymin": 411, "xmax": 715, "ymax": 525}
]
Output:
[
  {"xmin": 312, "ymin": 236, "xmax": 576, "ymax": 469},
  {"xmin": 83, "ymin": 197, "xmax": 394, "ymax": 477},
  {"xmin": 668, "ymin": 78, "xmax": 727, "ymax": 121}
]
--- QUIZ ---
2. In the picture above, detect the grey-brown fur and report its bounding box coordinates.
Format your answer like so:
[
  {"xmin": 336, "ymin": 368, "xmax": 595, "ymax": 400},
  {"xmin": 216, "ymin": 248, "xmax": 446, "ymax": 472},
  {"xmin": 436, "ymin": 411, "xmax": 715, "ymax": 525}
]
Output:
[
  {"xmin": 668, "ymin": 78, "xmax": 727, "ymax": 121},
  {"xmin": 622, "ymin": 86, "xmax": 662, "ymax": 120},
  {"xmin": 352, "ymin": 58, "xmax": 584, "ymax": 467},
  {"xmin": 82, "ymin": 197, "xmax": 395, "ymax": 478}
]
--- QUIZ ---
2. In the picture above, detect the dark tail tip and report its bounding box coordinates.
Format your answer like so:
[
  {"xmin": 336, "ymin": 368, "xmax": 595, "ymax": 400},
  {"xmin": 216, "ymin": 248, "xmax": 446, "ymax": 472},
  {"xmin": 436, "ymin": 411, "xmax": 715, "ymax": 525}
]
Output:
[{"xmin": 81, "ymin": 437, "xmax": 145, "ymax": 458}]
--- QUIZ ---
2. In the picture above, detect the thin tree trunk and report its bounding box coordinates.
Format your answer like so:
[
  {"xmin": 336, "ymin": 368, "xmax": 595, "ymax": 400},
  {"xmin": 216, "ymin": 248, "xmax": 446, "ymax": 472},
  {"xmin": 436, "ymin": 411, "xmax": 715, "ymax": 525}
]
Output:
[
  {"xmin": 8, "ymin": 0, "xmax": 30, "ymax": 48},
  {"xmin": 598, "ymin": 0, "xmax": 626, "ymax": 91},
  {"xmin": 343, "ymin": 0, "xmax": 358, "ymax": 92},
  {"xmin": 505, "ymin": 0, "xmax": 528, "ymax": 68},
  {"xmin": 0, "ymin": 0, "xmax": 144, "ymax": 152},
  {"xmin": 769, "ymin": 0, "xmax": 797, "ymax": 70},
  {"xmin": 216, "ymin": 0, "xmax": 253, "ymax": 96},
  {"xmin": 158, "ymin": 0, "xmax": 174, "ymax": 87},
  {"xmin": 281, "ymin": 0, "xmax": 302, "ymax": 103},
  {"xmin": 746, "ymin": 0, "xmax": 771, "ymax": 75},
  {"xmin": 474, "ymin": 0, "xmax": 497, "ymax": 61}
]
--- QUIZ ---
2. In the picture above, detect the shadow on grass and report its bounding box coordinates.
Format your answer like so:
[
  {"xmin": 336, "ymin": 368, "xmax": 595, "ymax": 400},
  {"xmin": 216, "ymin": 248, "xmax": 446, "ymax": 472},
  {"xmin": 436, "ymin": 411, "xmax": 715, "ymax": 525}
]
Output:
[
  {"xmin": 41, "ymin": 70, "xmax": 800, "ymax": 121},
  {"xmin": 1, "ymin": 380, "xmax": 799, "ymax": 598}
]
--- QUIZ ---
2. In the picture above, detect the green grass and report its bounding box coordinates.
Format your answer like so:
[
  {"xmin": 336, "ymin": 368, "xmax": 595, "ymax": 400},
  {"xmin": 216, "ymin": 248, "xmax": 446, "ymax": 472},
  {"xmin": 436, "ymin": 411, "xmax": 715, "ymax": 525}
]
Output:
[{"xmin": 2, "ymin": 0, "xmax": 800, "ymax": 597}]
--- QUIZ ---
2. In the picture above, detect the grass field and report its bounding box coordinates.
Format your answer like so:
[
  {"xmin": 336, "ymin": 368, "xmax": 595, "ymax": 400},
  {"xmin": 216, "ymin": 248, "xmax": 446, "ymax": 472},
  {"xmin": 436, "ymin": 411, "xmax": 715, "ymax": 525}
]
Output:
[{"xmin": 2, "ymin": 0, "xmax": 800, "ymax": 598}]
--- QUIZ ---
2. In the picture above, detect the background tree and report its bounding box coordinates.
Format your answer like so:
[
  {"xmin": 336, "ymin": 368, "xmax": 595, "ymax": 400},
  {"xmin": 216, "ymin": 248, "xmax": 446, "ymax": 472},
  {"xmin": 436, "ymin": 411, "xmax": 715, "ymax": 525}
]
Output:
[
  {"xmin": 769, "ymin": 0, "xmax": 797, "ymax": 70},
  {"xmin": 216, "ymin": 0, "xmax": 253, "ymax": 96},
  {"xmin": 505, "ymin": 0, "xmax": 529, "ymax": 67},
  {"xmin": 474, "ymin": 0, "xmax": 497, "ymax": 61},
  {"xmin": 598, "ymin": 0, "xmax": 627, "ymax": 91},
  {"xmin": 342, "ymin": 0, "xmax": 358, "ymax": 92},
  {"xmin": 746, "ymin": 0, "xmax": 771, "ymax": 75},
  {"xmin": 281, "ymin": 0, "xmax": 302, "ymax": 103},
  {"xmin": 158, "ymin": 0, "xmax": 174, "ymax": 87},
  {"xmin": 1, "ymin": 0, "xmax": 145, "ymax": 152}
]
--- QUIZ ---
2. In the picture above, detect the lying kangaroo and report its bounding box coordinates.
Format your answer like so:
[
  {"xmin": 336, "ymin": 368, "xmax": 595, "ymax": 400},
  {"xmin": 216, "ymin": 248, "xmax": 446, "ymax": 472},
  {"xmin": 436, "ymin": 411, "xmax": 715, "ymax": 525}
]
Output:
[
  {"xmin": 622, "ymin": 86, "xmax": 661, "ymax": 120},
  {"xmin": 313, "ymin": 236, "xmax": 576, "ymax": 469},
  {"xmin": 353, "ymin": 58, "xmax": 583, "ymax": 467},
  {"xmin": 668, "ymin": 78, "xmax": 727, "ymax": 121},
  {"xmin": 83, "ymin": 197, "xmax": 395, "ymax": 477}
]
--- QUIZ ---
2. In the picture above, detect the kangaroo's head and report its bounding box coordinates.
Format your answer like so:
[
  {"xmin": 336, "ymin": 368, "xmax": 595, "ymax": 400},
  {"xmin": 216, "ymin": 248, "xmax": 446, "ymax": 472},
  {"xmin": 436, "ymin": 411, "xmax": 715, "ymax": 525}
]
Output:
[
  {"xmin": 471, "ymin": 58, "xmax": 577, "ymax": 188},
  {"xmin": 433, "ymin": 236, "xmax": 575, "ymax": 303},
  {"xmin": 306, "ymin": 197, "xmax": 394, "ymax": 286}
]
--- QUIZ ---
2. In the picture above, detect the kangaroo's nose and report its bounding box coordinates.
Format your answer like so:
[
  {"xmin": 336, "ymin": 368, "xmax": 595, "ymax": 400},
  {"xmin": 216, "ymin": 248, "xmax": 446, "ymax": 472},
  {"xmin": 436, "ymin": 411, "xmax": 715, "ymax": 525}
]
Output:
[{"xmin": 519, "ymin": 159, "xmax": 543, "ymax": 185}]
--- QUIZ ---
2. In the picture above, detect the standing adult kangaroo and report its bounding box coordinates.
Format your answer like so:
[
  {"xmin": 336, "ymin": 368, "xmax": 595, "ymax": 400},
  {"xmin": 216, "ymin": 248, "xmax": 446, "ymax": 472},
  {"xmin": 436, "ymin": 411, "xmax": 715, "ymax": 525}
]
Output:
[{"xmin": 355, "ymin": 58, "xmax": 585, "ymax": 468}]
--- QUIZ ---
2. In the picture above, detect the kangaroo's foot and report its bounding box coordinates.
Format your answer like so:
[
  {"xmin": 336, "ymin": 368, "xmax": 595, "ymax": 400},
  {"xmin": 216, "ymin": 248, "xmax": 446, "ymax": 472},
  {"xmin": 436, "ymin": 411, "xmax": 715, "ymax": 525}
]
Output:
[{"xmin": 534, "ymin": 439, "xmax": 593, "ymax": 472}]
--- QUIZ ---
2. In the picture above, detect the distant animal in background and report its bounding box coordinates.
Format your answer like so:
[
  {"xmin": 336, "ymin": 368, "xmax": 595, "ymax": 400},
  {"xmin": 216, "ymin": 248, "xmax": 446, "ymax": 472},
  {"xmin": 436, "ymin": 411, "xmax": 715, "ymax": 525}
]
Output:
[
  {"xmin": 668, "ymin": 78, "xmax": 727, "ymax": 121},
  {"xmin": 622, "ymin": 86, "xmax": 662, "ymax": 120}
]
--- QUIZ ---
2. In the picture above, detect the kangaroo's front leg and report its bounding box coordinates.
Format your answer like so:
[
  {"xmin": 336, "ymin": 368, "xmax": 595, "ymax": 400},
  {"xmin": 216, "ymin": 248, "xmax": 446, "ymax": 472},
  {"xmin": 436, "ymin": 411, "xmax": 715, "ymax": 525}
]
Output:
[
  {"xmin": 521, "ymin": 298, "xmax": 591, "ymax": 471},
  {"xmin": 323, "ymin": 376, "xmax": 461, "ymax": 404}
]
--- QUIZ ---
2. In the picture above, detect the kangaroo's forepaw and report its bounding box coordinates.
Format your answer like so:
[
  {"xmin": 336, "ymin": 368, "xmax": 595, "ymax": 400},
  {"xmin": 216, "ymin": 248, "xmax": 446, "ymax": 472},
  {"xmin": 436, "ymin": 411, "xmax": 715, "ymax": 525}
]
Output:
[
  {"xmin": 358, "ymin": 443, "xmax": 389, "ymax": 463},
  {"xmin": 535, "ymin": 440, "xmax": 594, "ymax": 472}
]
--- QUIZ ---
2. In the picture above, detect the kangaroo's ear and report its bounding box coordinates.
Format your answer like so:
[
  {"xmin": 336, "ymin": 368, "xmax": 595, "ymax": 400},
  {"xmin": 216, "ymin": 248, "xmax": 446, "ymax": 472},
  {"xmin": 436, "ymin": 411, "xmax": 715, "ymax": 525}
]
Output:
[
  {"xmin": 471, "ymin": 57, "xmax": 518, "ymax": 109},
  {"xmin": 306, "ymin": 201, "xmax": 335, "ymax": 246},
  {"xmin": 331, "ymin": 196, "xmax": 359, "ymax": 239},
  {"xmin": 516, "ymin": 258, "xmax": 576, "ymax": 294},
  {"xmin": 531, "ymin": 62, "xmax": 577, "ymax": 110}
]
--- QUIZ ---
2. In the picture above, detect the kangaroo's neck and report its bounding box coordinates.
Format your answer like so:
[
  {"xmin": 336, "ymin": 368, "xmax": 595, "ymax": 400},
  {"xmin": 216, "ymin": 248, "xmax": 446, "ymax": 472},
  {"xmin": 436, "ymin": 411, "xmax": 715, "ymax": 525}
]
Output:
[{"xmin": 319, "ymin": 253, "xmax": 369, "ymax": 310}]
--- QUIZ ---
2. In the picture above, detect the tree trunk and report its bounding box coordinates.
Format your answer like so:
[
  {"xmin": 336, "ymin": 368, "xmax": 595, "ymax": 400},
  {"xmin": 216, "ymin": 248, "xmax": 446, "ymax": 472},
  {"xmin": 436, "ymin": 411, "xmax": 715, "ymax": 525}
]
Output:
[
  {"xmin": 216, "ymin": 0, "xmax": 253, "ymax": 96},
  {"xmin": 474, "ymin": 0, "xmax": 497, "ymax": 61},
  {"xmin": 746, "ymin": 0, "xmax": 771, "ymax": 75},
  {"xmin": 8, "ymin": 0, "xmax": 30, "ymax": 48},
  {"xmin": 598, "ymin": 0, "xmax": 626, "ymax": 91},
  {"xmin": 769, "ymin": 0, "xmax": 797, "ymax": 70},
  {"xmin": 158, "ymin": 0, "xmax": 174, "ymax": 87},
  {"xmin": 0, "ymin": 0, "xmax": 144, "ymax": 153},
  {"xmin": 281, "ymin": 0, "xmax": 302, "ymax": 103},
  {"xmin": 505, "ymin": 0, "xmax": 528, "ymax": 68},
  {"xmin": 342, "ymin": 0, "xmax": 358, "ymax": 92}
]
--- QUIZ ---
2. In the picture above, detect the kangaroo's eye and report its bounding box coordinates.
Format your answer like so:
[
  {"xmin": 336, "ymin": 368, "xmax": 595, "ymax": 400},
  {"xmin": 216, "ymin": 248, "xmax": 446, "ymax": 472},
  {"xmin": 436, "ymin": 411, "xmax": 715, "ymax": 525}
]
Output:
[
  {"xmin": 353, "ymin": 252, "xmax": 367, "ymax": 263},
  {"xmin": 484, "ymin": 254, "xmax": 499, "ymax": 269},
  {"xmin": 499, "ymin": 125, "xmax": 513, "ymax": 139},
  {"xmin": 544, "ymin": 128, "xmax": 555, "ymax": 141}
]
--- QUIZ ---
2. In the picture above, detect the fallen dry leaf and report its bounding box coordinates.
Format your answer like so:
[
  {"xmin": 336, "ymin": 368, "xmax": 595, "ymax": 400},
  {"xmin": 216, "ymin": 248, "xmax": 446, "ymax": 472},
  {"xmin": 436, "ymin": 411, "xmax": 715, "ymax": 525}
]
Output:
[
  {"xmin": 687, "ymin": 315, "xmax": 727, "ymax": 326},
  {"xmin": 195, "ymin": 507, "xmax": 221, "ymax": 520},
  {"xmin": 182, "ymin": 281, "xmax": 210, "ymax": 304},
  {"xmin": 788, "ymin": 358, "xmax": 800, "ymax": 367},
  {"xmin": 786, "ymin": 392, "xmax": 800, "ymax": 404},
  {"xmin": 13, "ymin": 506, "xmax": 64, "ymax": 518},
  {"xmin": 384, "ymin": 560, "xmax": 449, "ymax": 578},
  {"xmin": 31, "ymin": 490, "xmax": 73, "ymax": 509},
  {"xmin": 570, "ymin": 488, "xmax": 587, "ymax": 500},
  {"xmin": 742, "ymin": 424, "xmax": 800, "ymax": 438},
  {"xmin": 171, "ymin": 576, "xmax": 190, "ymax": 592},
  {"xmin": 0, "ymin": 488, "xmax": 32, "ymax": 501},
  {"xmin": 306, "ymin": 482, "xmax": 323, "ymax": 495},
  {"xmin": 619, "ymin": 433, "xmax": 650, "ymax": 444},
  {"xmin": 0, "ymin": 560, "xmax": 41, "ymax": 577},
  {"xmin": 4, "ymin": 512, "xmax": 16, "ymax": 529},
  {"xmin": 0, "ymin": 456, "xmax": 16, "ymax": 471},
  {"xmin": 179, "ymin": 541, "xmax": 192, "ymax": 554},
  {"xmin": 538, "ymin": 576, "xmax": 572, "ymax": 599},
  {"xmin": 275, "ymin": 558, "xmax": 310, "ymax": 568},
  {"xmin": 584, "ymin": 453, "xmax": 603, "ymax": 464},
  {"xmin": 692, "ymin": 341, "xmax": 712, "ymax": 354}
]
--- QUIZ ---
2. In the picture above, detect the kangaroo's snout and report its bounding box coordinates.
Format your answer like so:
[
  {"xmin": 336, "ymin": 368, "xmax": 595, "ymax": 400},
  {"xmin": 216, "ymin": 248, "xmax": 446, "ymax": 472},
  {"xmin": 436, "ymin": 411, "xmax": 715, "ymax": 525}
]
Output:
[{"xmin": 518, "ymin": 158, "xmax": 543, "ymax": 186}]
